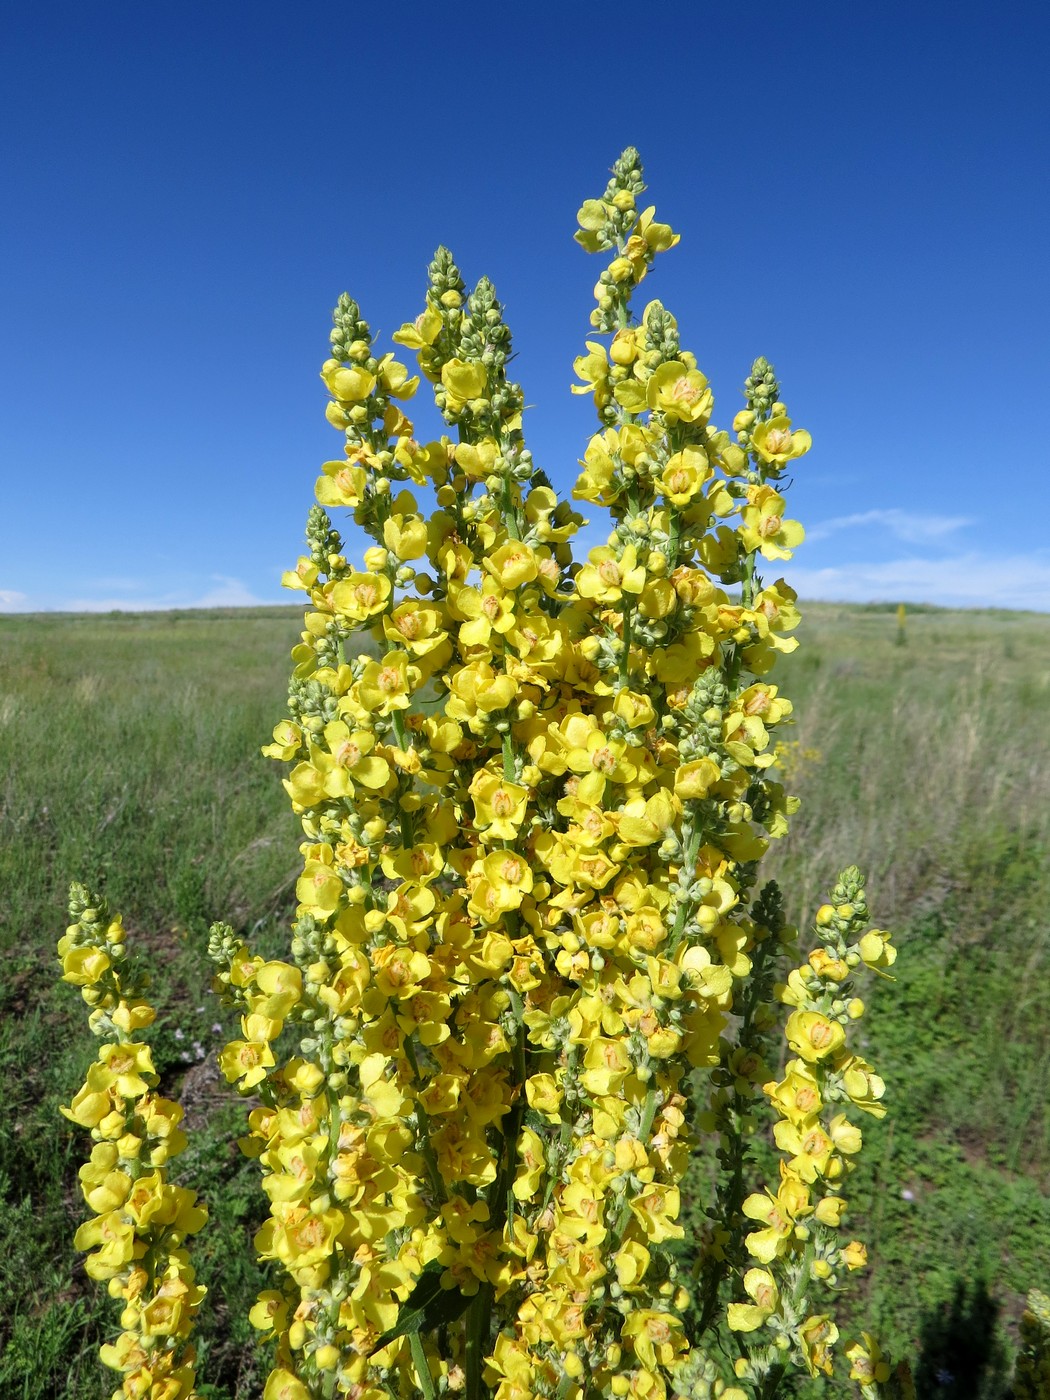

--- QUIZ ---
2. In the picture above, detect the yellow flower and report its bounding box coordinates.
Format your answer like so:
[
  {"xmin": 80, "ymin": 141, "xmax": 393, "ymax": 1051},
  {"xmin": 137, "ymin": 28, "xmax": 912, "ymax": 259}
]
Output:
[
  {"xmin": 470, "ymin": 770, "xmax": 529, "ymax": 841},
  {"xmin": 383, "ymin": 513, "xmax": 428, "ymax": 561},
  {"xmin": 840, "ymin": 1239, "xmax": 868, "ymax": 1270},
  {"xmin": 798, "ymin": 1314, "xmax": 839, "ymax": 1377},
  {"xmin": 264, "ymin": 1367, "xmax": 313, "ymax": 1400},
  {"xmin": 646, "ymin": 360, "xmax": 713, "ymax": 424},
  {"xmin": 740, "ymin": 485, "xmax": 805, "ymax": 561},
  {"xmin": 839, "ymin": 1055, "xmax": 887, "ymax": 1117},
  {"xmin": 61, "ymin": 1075, "xmax": 113, "ymax": 1128},
  {"xmin": 727, "ymin": 1268, "xmax": 780, "ymax": 1332},
  {"xmin": 752, "ymin": 414, "xmax": 812, "ymax": 465},
  {"xmin": 659, "ymin": 446, "xmax": 712, "ymax": 504},
  {"xmin": 621, "ymin": 1309, "xmax": 686, "ymax": 1372},
  {"xmin": 357, "ymin": 652, "xmax": 419, "ymax": 715},
  {"xmin": 315, "ymin": 459, "xmax": 367, "ymax": 508},
  {"xmin": 95, "ymin": 1043, "xmax": 155, "ymax": 1099},
  {"xmin": 674, "ymin": 757, "xmax": 721, "ymax": 800},
  {"xmin": 441, "ymin": 358, "xmax": 488, "ymax": 411},
  {"xmin": 742, "ymin": 1178, "xmax": 809, "ymax": 1262},
  {"xmin": 446, "ymin": 662, "xmax": 517, "ymax": 732},
  {"xmin": 575, "ymin": 544, "xmax": 646, "ymax": 603},
  {"xmin": 321, "ymin": 360, "xmax": 376, "ymax": 403},
  {"xmin": 525, "ymin": 1073, "xmax": 562, "ymax": 1121},
  {"xmin": 857, "ymin": 928, "xmax": 897, "ymax": 969},
  {"xmin": 764, "ymin": 1062, "xmax": 823, "ymax": 1123},
  {"xmin": 572, "ymin": 341, "xmax": 612, "ymax": 406},
  {"xmin": 614, "ymin": 1240, "xmax": 651, "ymax": 1290},
  {"xmin": 219, "ymin": 1037, "xmax": 275, "ymax": 1089},
  {"xmin": 475, "ymin": 850, "xmax": 534, "ymax": 913},
  {"xmin": 295, "ymin": 859, "xmax": 343, "ymax": 917},
  {"xmin": 845, "ymin": 1332, "xmax": 892, "ymax": 1385},
  {"xmin": 628, "ymin": 1183, "xmax": 684, "ymax": 1243},
  {"xmin": 329, "ymin": 571, "xmax": 392, "ymax": 622},
  {"xmin": 581, "ymin": 1038, "xmax": 632, "ymax": 1096},
  {"xmin": 785, "ymin": 1010, "xmax": 846, "ymax": 1063},
  {"xmin": 512, "ymin": 1128, "xmax": 547, "ymax": 1201},
  {"xmin": 392, "ymin": 305, "xmax": 442, "ymax": 351},
  {"xmin": 377, "ymin": 353, "xmax": 419, "ymax": 399},
  {"xmin": 484, "ymin": 540, "xmax": 538, "ymax": 590},
  {"xmin": 317, "ymin": 721, "xmax": 391, "ymax": 797}
]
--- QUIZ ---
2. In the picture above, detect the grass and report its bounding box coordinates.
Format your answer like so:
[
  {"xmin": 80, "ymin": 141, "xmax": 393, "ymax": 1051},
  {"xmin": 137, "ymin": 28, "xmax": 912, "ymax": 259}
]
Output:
[{"xmin": 0, "ymin": 601, "xmax": 1047, "ymax": 1396}]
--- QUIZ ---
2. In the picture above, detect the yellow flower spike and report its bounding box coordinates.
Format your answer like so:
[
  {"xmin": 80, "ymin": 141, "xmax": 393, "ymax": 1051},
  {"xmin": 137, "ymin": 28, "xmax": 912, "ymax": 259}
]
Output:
[
  {"xmin": 59, "ymin": 888, "xmax": 206, "ymax": 1395},
  {"xmin": 54, "ymin": 155, "xmax": 905, "ymax": 1400}
]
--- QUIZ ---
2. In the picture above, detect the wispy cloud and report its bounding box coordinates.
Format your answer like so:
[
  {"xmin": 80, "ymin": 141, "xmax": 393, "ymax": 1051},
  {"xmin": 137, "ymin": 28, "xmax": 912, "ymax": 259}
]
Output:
[
  {"xmin": 0, "ymin": 575, "xmax": 279, "ymax": 614},
  {"xmin": 806, "ymin": 509, "xmax": 973, "ymax": 545},
  {"xmin": 787, "ymin": 552, "xmax": 1050, "ymax": 612}
]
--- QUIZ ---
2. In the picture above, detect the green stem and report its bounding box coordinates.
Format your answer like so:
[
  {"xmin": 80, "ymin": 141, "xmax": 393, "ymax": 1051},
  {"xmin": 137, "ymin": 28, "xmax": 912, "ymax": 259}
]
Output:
[
  {"xmin": 410, "ymin": 1330, "xmax": 437, "ymax": 1400},
  {"xmin": 666, "ymin": 822, "xmax": 703, "ymax": 958},
  {"xmin": 619, "ymin": 605, "xmax": 633, "ymax": 687},
  {"xmin": 611, "ymin": 1086, "xmax": 659, "ymax": 1237},
  {"xmin": 741, "ymin": 547, "xmax": 757, "ymax": 611},
  {"xmin": 465, "ymin": 1287, "xmax": 492, "ymax": 1400},
  {"xmin": 404, "ymin": 1036, "xmax": 446, "ymax": 1204},
  {"xmin": 725, "ymin": 547, "xmax": 758, "ymax": 694}
]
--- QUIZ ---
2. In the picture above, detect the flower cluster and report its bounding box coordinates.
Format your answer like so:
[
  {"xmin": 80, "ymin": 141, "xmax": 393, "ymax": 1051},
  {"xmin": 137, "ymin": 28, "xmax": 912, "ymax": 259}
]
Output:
[
  {"xmin": 727, "ymin": 871, "xmax": 896, "ymax": 1393},
  {"xmin": 196, "ymin": 147, "xmax": 899, "ymax": 1398},
  {"xmin": 59, "ymin": 884, "xmax": 206, "ymax": 1400},
  {"xmin": 1014, "ymin": 1291, "xmax": 1050, "ymax": 1400}
]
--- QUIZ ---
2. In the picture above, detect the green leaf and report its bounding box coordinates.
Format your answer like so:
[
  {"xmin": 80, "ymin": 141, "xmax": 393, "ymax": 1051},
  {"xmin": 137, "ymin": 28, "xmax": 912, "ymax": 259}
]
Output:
[{"xmin": 368, "ymin": 1262, "xmax": 470, "ymax": 1354}]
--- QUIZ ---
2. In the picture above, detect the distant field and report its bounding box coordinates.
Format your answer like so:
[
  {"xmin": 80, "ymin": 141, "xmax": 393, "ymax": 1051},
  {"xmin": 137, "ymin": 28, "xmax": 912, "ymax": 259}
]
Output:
[{"xmin": 1, "ymin": 602, "xmax": 1047, "ymax": 1398}]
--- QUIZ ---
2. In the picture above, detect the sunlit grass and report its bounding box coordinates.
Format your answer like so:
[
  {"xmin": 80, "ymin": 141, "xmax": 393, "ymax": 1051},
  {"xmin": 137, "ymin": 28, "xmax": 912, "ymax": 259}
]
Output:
[{"xmin": 1, "ymin": 602, "xmax": 1047, "ymax": 1396}]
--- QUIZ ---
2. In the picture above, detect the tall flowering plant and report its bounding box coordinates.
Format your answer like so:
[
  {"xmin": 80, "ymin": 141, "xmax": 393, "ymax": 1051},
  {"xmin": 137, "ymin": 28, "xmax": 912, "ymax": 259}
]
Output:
[{"xmin": 61, "ymin": 149, "xmax": 912, "ymax": 1400}]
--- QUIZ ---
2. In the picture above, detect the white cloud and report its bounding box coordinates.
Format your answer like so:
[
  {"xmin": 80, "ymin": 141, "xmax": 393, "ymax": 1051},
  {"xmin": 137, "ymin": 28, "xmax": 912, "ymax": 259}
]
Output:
[
  {"xmin": 787, "ymin": 552, "xmax": 1050, "ymax": 612},
  {"xmin": 51, "ymin": 576, "xmax": 277, "ymax": 613},
  {"xmin": 806, "ymin": 509, "xmax": 973, "ymax": 545},
  {"xmin": 192, "ymin": 575, "xmax": 272, "ymax": 608},
  {"xmin": 0, "ymin": 589, "xmax": 29, "ymax": 610}
]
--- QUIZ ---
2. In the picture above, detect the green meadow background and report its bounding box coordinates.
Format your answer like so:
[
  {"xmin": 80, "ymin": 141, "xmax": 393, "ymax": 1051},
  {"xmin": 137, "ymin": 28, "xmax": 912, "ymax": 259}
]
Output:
[{"xmin": 1, "ymin": 603, "xmax": 1047, "ymax": 1398}]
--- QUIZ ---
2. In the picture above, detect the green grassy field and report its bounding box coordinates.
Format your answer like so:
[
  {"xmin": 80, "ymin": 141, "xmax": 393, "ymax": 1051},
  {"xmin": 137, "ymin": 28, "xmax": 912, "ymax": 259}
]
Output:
[{"xmin": 1, "ymin": 602, "xmax": 1047, "ymax": 1398}]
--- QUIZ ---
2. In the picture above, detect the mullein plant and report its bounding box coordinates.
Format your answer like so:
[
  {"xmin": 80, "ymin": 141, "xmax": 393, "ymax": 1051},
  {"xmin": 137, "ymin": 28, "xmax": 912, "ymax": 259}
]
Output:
[
  {"xmin": 58, "ymin": 885, "xmax": 207, "ymax": 1400},
  {"xmin": 60, "ymin": 149, "xmax": 914, "ymax": 1400}
]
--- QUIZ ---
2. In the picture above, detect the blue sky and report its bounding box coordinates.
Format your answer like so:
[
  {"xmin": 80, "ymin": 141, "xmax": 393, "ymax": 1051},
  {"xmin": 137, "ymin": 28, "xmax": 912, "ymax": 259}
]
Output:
[{"xmin": 2, "ymin": 3, "xmax": 1049, "ymax": 613}]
